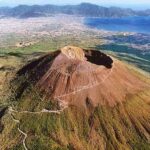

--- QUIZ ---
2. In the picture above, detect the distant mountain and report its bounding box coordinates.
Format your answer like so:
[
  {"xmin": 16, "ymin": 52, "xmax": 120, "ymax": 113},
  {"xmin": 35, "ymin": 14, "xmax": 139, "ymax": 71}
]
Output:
[
  {"xmin": 0, "ymin": 7, "xmax": 10, "ymax": 17},
  {"xmin": 0, "ymin": 3, "xmax": 150, "ymax": 18}
]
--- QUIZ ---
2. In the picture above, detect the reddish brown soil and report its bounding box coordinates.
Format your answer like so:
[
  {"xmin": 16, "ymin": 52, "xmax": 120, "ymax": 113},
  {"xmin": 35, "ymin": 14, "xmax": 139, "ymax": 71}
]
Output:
[{"xmin": 15, "ymin": 46, "xmax": 149, "ymax": 107}]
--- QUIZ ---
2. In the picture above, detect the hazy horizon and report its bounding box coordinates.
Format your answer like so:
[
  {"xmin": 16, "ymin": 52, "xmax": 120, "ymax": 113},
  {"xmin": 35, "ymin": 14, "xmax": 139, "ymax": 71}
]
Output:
[{"xmin": 0, "ymin": 0, "xmax": 150, "ymax": 10}]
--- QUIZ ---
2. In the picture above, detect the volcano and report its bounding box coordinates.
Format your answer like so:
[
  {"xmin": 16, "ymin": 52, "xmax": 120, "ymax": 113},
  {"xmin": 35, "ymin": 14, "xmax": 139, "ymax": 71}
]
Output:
[
  {"xmin": 14, "ymin": 46, "xmax": 149, "ymax": 107},
  {"xmin": 3, "ymin": 46, "xmax": 150, "ymax": 150}
]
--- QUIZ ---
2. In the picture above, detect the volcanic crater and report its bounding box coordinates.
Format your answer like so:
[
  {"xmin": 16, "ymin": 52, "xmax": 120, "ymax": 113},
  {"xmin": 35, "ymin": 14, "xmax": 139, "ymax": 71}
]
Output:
[{"xmin": 14, "ymin": 46, "xmax": 148, "ymax": 107}]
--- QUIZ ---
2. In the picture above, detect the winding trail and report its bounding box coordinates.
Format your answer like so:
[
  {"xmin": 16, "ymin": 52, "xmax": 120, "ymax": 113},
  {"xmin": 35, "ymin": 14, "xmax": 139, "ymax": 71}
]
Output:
[
  {"xmin": 18, "ymin": 127, "xmax": 28, "ymax": 150},
  {"xmin": 9, "ymin": 111, "xmax": 28, "ymax": 150},
  {"xmin": 8, "ymin": 99, "xmax": 68, "ymax": 150},
  {"xmin": 8, "ymin": 63, "xmax": 114, "ymax": 150}
]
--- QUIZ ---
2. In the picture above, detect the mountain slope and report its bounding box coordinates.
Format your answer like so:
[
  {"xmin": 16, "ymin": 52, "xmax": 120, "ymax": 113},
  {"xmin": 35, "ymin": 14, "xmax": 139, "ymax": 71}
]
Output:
[
  {"xmin": 0, "ymin": 46, "xmax": 150, "ymax": 150},
  {"xmin": 0, "ymin": 3, "xmax": 150, "ymax": 18}
]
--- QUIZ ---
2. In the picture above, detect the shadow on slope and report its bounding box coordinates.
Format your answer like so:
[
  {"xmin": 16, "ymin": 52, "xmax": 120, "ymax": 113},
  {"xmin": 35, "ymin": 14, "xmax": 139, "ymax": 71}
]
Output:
[{"xmin": 92, "ymin": 44, "xmax": 150, "ymax": 72}]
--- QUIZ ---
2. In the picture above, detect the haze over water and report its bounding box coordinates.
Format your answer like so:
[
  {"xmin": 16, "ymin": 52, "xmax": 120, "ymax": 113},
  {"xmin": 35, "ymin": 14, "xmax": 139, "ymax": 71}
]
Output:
[{"xmin": 85, "ymin": 16, "xmax": 150, "ymax": 34}]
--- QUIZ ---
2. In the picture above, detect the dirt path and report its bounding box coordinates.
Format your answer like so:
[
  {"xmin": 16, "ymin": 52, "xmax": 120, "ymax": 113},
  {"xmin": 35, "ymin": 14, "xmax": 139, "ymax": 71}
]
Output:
[
  {"xmin": 18, "ymin": 127, "xmax": 28, "ymax": 150},
  {"xmin": 8, "ymin": 99, "xmax": 68, "ymax": 150},
  {"xmin": 9, "ymin": 111, "xmax": 28, "ymax": 150}
]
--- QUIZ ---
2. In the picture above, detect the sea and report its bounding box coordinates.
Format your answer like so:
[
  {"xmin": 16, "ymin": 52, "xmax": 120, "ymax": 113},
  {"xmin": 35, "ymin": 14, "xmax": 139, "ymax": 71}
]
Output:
[{"xmin": 84, "ymin": 16, "xmax": 150, "ymax": 34}]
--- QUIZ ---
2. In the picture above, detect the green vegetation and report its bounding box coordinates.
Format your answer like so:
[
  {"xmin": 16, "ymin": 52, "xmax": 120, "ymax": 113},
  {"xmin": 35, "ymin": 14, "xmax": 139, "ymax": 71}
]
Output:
[
  {"xmin": 95, "ymin": 44, "xmax": 150, "ymax": 73},
  {"xmin": 0, "ymin": 35, "xmax": 100, "ymax": 55},
  {"xmin": 1, "ymin": 72, "xmax": 150, "ymax": 150}
]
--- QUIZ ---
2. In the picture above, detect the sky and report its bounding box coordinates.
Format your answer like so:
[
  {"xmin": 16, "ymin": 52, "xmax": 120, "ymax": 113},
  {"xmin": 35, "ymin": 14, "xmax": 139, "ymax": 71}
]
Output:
[{"xmin": 0, "ymin": 0, "xmax": 150, "ymax": 10}]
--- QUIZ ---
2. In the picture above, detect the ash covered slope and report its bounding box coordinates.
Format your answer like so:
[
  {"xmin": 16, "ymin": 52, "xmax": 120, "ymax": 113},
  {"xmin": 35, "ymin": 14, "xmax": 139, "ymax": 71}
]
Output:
[
  {"xmin": 13, "ymin": 46, "xmax": 149, "ymax": 107},
  {"xmin": 1, "ymin": 46, "xmax": 150, "ymax": 150}
]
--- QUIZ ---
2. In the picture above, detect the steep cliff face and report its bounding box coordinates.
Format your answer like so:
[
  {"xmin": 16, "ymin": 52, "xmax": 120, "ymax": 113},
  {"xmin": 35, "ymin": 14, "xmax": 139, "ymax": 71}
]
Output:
[{"xmin": 1, "ymin": 46, "xmax": 150, "ymax": 150}]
